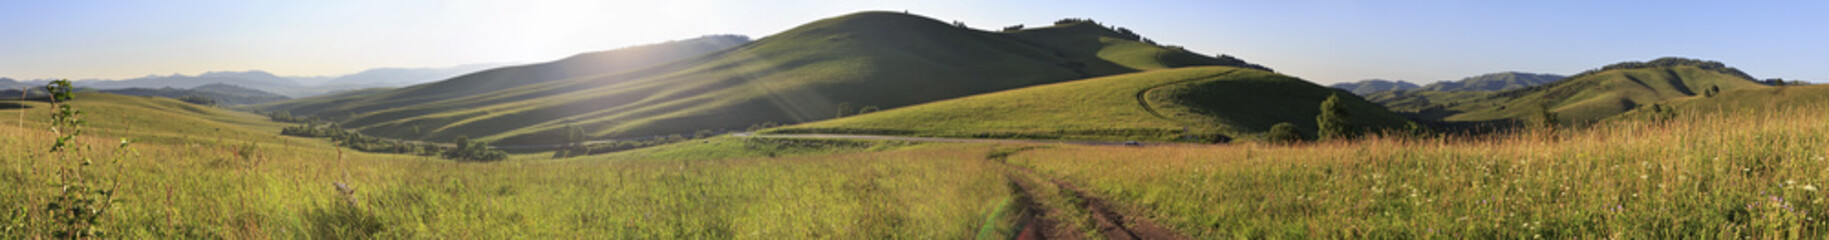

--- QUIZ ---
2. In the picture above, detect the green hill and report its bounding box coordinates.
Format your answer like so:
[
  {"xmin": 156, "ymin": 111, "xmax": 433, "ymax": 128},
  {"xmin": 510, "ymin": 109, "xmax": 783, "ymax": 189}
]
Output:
[
  {"xmin": 3, "ymin": 92, "xmax": 292, "ymax": 145},
  {"xmin": 1375, "ymin": 57, "xmax": 1768, "ymax": 125},
  {"xmin": 248, "ymin": 35, "xmax": 751, "ymax": 118},
  {"xmin": 266, "ymin": 11, "xmax": 1269, "ymax": 145},
  {"xmin": 769, "ymin": 66, "xmax": 1410, "ymax": 142}
]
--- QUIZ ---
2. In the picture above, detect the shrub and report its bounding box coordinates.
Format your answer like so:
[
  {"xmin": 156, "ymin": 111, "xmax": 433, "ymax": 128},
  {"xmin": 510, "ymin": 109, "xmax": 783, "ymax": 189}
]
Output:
[{"xmin": 1264, "ymin": 122, "xmax": 1304, "ymax": 143}]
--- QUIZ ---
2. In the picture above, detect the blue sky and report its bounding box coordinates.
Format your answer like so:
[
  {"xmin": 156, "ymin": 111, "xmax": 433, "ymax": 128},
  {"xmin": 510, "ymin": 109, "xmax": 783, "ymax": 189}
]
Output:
[{"xmin": 2, "ymin": 0, "xmax": 1824, "ymax": 84}]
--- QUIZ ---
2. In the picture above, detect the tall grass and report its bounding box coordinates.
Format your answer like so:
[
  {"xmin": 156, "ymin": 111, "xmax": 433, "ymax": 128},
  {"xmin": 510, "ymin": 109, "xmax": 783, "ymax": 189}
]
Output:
[
  {"xmin": 1002, "ymin": 103, "xmax": 1829, "ymax": 238},
  {"xmin": 3, "ymin": 96, "xmax": 1016, "ymax": 238}
]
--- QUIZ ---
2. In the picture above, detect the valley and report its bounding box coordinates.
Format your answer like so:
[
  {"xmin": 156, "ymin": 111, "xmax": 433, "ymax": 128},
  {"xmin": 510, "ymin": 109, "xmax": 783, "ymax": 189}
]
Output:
[{"xmin": 5, "ymin": 6, "xmax": 1828, "ymax": 239}]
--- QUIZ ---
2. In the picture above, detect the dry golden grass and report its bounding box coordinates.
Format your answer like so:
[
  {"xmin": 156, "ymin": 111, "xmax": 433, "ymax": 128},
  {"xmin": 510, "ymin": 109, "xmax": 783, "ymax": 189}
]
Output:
[{"xmin": 1002, "ymin": 103, "xmax": 1829, "ymax": 238}]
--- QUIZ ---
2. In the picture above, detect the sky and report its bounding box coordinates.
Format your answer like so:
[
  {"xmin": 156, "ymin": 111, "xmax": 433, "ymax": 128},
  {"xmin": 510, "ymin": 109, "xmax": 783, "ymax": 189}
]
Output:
[{"xmin": 2, "ymin": 0, "xmax": 1825, "ymax": 84}]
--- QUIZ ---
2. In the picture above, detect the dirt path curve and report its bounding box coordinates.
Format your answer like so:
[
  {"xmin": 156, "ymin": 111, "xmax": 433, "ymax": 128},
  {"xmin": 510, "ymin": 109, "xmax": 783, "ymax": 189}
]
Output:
[{"xmin": 1134, "ymin": 69, "xmax": 1239, "ymax": 121}]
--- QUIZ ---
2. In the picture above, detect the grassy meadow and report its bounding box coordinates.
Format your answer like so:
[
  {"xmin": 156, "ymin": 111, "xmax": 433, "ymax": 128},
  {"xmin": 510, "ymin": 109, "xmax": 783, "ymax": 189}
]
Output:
[
  {"xmin": 9, "ymin": 84, "xmax": 1829, "ymax": 238},
  {"xmin": 2, "ymin": 94, "xmax": 1029, "ymax": 238},
  {"xmin": 999, "ymin": 100, "xmax": 1829, "ymax": 238}
]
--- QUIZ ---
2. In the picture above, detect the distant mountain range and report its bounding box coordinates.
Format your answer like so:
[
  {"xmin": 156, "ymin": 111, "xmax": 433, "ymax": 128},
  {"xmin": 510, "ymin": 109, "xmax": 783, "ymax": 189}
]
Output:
[
  {"xmin": 2, "ymin": 63, "xmax": 512, "ymax": 98},
  {"xmin": 1330, "ymin": 79, "xmax": 1419, "ymax": 95},
  {"xmin": 1333, "ymin": 72, "xmax": 1566, "ymax": 95}
]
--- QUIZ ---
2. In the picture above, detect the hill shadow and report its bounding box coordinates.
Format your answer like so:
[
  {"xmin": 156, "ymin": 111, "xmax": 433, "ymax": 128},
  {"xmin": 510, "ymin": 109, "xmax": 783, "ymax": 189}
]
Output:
[{"xmin": 0, "ymin": 102, "xmax": 30, "ymax": 110}]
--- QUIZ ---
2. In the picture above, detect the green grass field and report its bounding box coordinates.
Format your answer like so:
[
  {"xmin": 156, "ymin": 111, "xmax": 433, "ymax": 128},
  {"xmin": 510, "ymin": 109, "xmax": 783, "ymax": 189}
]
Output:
[
  {"xmin": 771, "ymin": 65, "xmax": 1411, "ymax": 142},
  {"xmin": 2, "ymin": 93, "xmax": 1027, "ymax": 238},
  {"xmin": 771, "ymin": 66, "xmax": 1410, "ymax": 142}
]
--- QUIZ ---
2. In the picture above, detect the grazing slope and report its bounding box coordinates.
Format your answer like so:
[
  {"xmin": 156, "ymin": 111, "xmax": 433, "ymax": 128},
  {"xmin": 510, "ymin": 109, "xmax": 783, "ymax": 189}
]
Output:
[
  {"xmin": 271, "ymin": 11, "xmax": 1268, "ymax": 145},
  {"xmin": 772, "ymin": 67, "xmax": 1410, "ymax": 142}
]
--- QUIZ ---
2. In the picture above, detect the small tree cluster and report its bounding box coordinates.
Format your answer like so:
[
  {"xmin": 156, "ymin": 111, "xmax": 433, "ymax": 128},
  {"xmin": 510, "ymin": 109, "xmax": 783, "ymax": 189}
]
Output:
[
  {"xmin": 1001, "ymin": 24, "xmax": 1024, "ymax": 32},
  {"xmin": 1054, "ymin": 18, "xmax": 1095, "ymax": 25},
  {"xmin": 267, "ymin": 110, "xmax": 318, "ymax": 123},
  {"xmin": 281, "ymin": 123, "xmax": 441, "ymax": 155},
  {"xmin": 555, "ymin": 125, "xmax": 593, "ymax": 158},
  {"xmin": 176, "ymin": 95, "xmax": 216, "ymax": 106},
  {"xmin": 443, "ymin": 136, "xmax": 507, "ymax": 162}
]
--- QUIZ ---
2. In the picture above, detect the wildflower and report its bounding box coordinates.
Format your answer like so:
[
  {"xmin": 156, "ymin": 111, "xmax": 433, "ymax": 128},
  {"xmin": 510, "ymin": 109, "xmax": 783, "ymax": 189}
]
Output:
[{"xmin": 1806, "ymin": 184, "xmax": 1819, "ymax": 192}]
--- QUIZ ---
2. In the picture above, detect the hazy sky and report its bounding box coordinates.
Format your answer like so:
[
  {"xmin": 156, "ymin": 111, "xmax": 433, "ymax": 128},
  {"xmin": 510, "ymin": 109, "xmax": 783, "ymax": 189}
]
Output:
[{"xmin": 3, "ymin": 0, "xmax": 1825, "ymax": 84}]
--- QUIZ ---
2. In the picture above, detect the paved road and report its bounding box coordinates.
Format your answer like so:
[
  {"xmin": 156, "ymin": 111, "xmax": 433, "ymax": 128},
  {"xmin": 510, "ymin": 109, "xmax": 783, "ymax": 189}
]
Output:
[{"xmin": 735, "ymin": 133, "xmax": 1178, "ymax": 146}]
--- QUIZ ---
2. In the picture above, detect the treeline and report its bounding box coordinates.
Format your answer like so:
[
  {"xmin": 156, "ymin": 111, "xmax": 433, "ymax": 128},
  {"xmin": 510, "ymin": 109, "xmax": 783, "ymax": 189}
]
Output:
[
  {"xmin": 552, "ymin": 127, "xmax": 722, "ymax": 158},
  {"xmin": 263, "ymin": 110, "xmax": 319, "ymax": 123},
  {"xmin": 281, "ymin": 123, "xmax": 506, "ymax": 162}
]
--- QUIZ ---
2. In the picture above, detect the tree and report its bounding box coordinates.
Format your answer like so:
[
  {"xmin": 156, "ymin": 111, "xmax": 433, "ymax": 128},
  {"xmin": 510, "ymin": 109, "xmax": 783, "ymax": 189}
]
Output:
[
  {"xmin": 453, "ymin": 135, "xmax": 470, "ymax": 153},
  {"xmin": 1264, "ymin": 122, "xmax": 1303, "ymax": 143},
  {"xmin": 1536, "ymin": 103, "xmax": 1561, "ymax": 128},
  {"xmin": 1316, "ymin": 93, "xmax": 1352, "ymax": 141},
  {"xmin": 1001, "ymin": 24, "xmax": 1024, "ymax": 32},
  {"xmin": 835, "ymin": 102, "xmax": 853, "ymax": 118}
]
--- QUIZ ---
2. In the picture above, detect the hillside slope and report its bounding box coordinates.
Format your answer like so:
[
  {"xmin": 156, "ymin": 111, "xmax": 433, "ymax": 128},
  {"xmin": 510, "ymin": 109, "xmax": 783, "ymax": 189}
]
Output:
[
  {"xmin": 274, "ymin": 11, "xmax": 1270, "ymax": 145},
  {"xmin": 1378, "ymin": 58, "xmax": 1768, "ymax": 124},
  {"xmin": 251, "ymin": 35, "xmax": 752, "ymax": 118},
  {"xmin": 770, "ymin": 67, "xmax": 1410, "ymax": 142}
]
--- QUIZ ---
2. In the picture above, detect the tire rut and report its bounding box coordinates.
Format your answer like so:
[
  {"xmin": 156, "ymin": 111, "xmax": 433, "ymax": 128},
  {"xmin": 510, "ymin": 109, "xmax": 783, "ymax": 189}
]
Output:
[{"xmin": 991, "ymin": 148, "xmax": 1186, "ymax": 240}]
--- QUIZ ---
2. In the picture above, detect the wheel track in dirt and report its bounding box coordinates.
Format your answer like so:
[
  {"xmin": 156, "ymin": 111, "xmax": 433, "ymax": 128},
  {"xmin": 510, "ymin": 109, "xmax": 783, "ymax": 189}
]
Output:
[{"xmin": 991, "ymin": 148, "xmax": 1186, "ymax": 240}]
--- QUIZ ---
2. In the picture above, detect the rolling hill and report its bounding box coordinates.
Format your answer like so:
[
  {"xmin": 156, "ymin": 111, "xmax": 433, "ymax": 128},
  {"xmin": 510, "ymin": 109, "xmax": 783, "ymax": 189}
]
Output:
[
  {"xmin": 1330, "ymin": 79, "xmax": 1420, "ymax": 95},
  {"xmin": 1417, "ymin": 72, "xmax": 1563, "ymax": 92},
  {"xmin": 769, "ymin": 66, "xmax": 1411, "ymax": 142},
  {"xmin": 249, "ymin": 35, "xmax": 753, "ymax": 119},
  {"xmin": 98, "ymin": 83, "xmax": 290, "ymax": 105},
  {"xmin": 264, "ymin": 11, "xmax": 1272, "ymax": 145},
  {"xmin": 1373, "ymin": 57, "xmax": 1768, "ymax": 125}
]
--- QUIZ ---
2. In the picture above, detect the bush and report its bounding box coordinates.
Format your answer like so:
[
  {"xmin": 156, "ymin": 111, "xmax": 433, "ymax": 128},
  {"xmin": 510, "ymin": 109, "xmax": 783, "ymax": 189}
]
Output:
[{"xmin": 1264, "ymin": 122, "xmax": 1304, "ymax": 143}]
